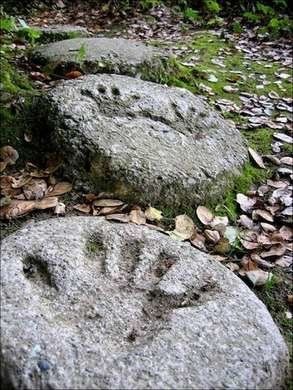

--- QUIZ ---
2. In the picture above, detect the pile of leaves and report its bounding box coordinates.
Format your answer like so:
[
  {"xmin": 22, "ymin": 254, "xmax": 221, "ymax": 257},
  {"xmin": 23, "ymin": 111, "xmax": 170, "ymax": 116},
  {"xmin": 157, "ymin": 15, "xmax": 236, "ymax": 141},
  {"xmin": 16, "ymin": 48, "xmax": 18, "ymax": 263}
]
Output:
[{"xmin": 0, "ymin": 146, "xmax": 72, "ymax": 219}]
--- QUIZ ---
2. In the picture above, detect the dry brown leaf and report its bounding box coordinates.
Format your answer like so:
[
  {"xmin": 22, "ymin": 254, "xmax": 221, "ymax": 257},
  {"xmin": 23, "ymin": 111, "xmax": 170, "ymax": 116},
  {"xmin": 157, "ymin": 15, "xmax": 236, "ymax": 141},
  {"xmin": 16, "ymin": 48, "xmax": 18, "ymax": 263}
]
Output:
[
  {"xmin": 46, "ymin": 182, "xmax": 72, "ymax": 197},
  {"xmin": 238, "ymin": 214, "xmax": 254, "ymax": 229},
  {"xmin": 260, "ymin": 244, "xmax": 287, "ymax": 259},
  {"xmin": 241, "ymin": 255, "xmax": 258, "ymax": 271},
  {"xmin": 275, "ymin": 256, "xmax": 292, "ymax": 267},
  {"xmin": 204, "ymin": 229, "xmax": 220, "ymax": 244},
  {"xmin": 279, "ymin": 225, "xmax": 293, "ymax": 241},
  {"xmin": 210, "ymin": 216, "xmax": 229, "ymax": 233},
  {"xmin": 97, "ymin": 206, "xmax": 122, "ymax": 216},
  {"xmin": 23, "ymin": 179, "xmax": 47, "ymax": 200},
  {"xmin": 241, "ymin": 239, "xmax": 260, "ymax": 250},
  {"xmin": 105, "ymin": 213, "xmax": 130, "ymax": 223},
  {"xmin": 145, "ymin": 206, "xmax": 163, "ymax": 222},
  {"xmin": 236, "ymin": 193, "xmax": 256, "ymax": 212},
  {"xmin": 0, "ymin": 200, "xmax": 35, "ymax": 219},
  {"xmin": 190, "ymin": 233, "xmax": 206, "ymax": 251},
  {"xmin": 65, "ymin": 70, "xmax": 82, "ymax": 79},
  {"xmin": 93, "ymin": 199, "xmax": 124, "ymax": 208},
  {"xmin": 245, "ymin": 269, "xmax": 271, "ymax": 286},
  {"xmin": 267, "ymin": 179, "xmax": 289, "ymax": 189},
  {"xmin": 248, "ymin": 147, "xmax": 265, "ymax": 169},
  {"xmin": 35, "ymin": 197, "xmax": 58, "ymax": 210},
  {"xmin": 280, "ymin": 156, "xmax": 293, "ymax": 166},
  {"xmin": 196, "ymin": 206, "xmax": 214, "ymax": 225},
  {"xmin": 0, "ymin": 161, "xmax": 8, "ymax": 173},
  {"xmin": 0, "ymin": 145, "xmax": 19, "ymax": 167},
  {"xmin": 173, "ymin": 214, "xmax": 195, "ymax": 240},
  {"xmin": 83, "ymin": 193, "xmax": 98, "ymax": 203},
  {"xmin": 73, "ymin": 203, "xmax": 91, "ymax": 214},
  {"xmin": 250, "ymin": 253, "xmax": 275, "ymax": 269},
  {"xmin": 260, "ymin": 222, "xmax": 276, "ymax": 233},
  {"xmin": 10, "ymin": 175, "xmax": 32, "ymax": 189},
  {"xmin": 252, "ymin": 209, "xmax": 274, "ymax": 222},
  {"xmin": 129, "ymin": 207, "xmax": 146, "ymax": 225}
]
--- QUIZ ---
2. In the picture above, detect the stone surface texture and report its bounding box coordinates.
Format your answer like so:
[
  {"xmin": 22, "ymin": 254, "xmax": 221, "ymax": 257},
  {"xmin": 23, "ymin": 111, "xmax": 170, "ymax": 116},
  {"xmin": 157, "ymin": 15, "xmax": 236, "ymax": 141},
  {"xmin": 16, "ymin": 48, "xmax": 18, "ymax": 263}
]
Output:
[
  {"xmin": 1, "ymin": 217, "xmax": 288, "ymax": 389},
  {"xmin": 37, "ymin": 25, "xmax": 90, "ymax": 43},
  {"xmin": 39, "ymin": 74, "xmax": 247, "ymax": 207},
  {"xmin": 32, "ymin": 37, "xmax": 168, "ymax": 74}
]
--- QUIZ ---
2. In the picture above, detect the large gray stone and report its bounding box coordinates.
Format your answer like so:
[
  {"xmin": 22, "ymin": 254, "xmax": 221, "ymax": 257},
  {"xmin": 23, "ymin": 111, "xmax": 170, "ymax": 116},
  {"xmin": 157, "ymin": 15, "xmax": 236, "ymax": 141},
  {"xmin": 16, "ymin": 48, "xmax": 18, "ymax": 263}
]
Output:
[
  {"xmin": 32, "ymin": 37, "xmax": 168, "ymax": 75},
  {"xmin": 1, "ymin": 217, "xmax": 288, "ymax": 389},
  {"xmin": 37, "ymin": 25, "xmax": 90, "ymax": 43},
  {"xmin": 38, "ymin": 74, "xmax": 247, "ymax": 208}
]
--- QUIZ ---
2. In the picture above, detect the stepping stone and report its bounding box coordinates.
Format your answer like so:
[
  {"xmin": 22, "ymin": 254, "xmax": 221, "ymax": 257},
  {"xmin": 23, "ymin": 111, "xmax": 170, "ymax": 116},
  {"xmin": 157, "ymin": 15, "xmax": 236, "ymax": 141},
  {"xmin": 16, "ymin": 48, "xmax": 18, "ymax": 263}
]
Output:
[
  {"xmin": 37, "ymin": 74, "xmax": 247, "ymax": 208},
  {"xmin": 37, "ymin": 24, "xmax": 90, "ymax": 43},
  {"xmin": 32, "ymin": 37, "xmax": 168, "ymax": 75},
  {"xmin": 1, "ymin": 217, "xmax": 288, "ymax": 389}
]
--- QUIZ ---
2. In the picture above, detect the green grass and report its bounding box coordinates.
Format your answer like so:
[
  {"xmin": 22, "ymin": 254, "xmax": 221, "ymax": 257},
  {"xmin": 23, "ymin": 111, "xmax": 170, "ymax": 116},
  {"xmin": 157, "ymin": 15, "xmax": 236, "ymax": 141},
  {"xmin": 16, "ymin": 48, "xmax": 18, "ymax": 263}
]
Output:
[
  {"xmin": 215, "ymin": 163, "xmax": 271, "ymax": 221},
  {"xmin": 243, "ymin": 128, "xmax": 274, "ymax": 154}
]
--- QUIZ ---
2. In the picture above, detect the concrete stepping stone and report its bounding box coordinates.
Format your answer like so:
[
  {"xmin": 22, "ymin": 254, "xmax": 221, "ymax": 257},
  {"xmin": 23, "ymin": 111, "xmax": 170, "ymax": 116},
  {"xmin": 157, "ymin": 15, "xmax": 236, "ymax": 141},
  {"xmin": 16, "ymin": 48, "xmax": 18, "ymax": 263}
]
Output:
[
  {"xmin": 1, "ymin": 217, "xmax": 289, "ymax": 389},
  {"xmin": 37, "ymin": 74, "xmax": 247, "ymax": 208},
  {"xmin": 32, "ymin": 37, "xmax": 168, "ymax": 75}
]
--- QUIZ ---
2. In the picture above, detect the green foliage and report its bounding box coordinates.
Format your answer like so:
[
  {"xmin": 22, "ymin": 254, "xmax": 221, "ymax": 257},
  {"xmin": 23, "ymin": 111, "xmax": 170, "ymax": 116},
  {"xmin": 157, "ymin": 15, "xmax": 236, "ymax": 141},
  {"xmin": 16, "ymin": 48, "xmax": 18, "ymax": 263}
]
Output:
[
  {"xmin": 232, "ymin": 20, "xmax": 243, "ymax": 33},
  {"xmin": 243, "ymin": 128, "xmax": 273, "ymax": 154},
  {"xmin": 16, "ymin": 27, "xmax": 41, "ymax": 45},
  {"xmin": 183, "ymin": 7, "xmax": 200, "ymax": 22},
  {"xmin": 0, "ymin": 15, "xmax": 16, "ymax": 32},
  {"xmin": 75, "ymin": 44, "xmax": 87, "ymax": 64},
  {"xmin": 216, "ymin": 163, "xmax": 270, "ymax": 221},
  {"xmin": 203, "ymin": 0, "xmax": 221, "ymax": 14}
]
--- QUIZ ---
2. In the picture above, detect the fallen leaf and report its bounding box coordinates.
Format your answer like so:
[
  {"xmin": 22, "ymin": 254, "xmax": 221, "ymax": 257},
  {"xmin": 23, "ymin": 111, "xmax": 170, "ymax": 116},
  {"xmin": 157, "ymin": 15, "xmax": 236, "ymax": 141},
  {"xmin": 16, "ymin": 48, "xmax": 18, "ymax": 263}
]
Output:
[
  {"xmin": 46, "ymin": 182, "xmax": 72, "ymax": 197},
  {"xmin": 83, "ymin": 193, "xmax": 98, "ymax": 202},
  {"xmin": 260, "ymin": 223, "xmax": 276, "ymax": 233},
  {"xmin": 250, "ymin": 253, "xmax": 275, "ymax": 269},
  {"xmin": 93, "ymin": 199, "xmax": 124, "ymax": 208},
  {"xmin": 279, "ymin": 225, "xmax": 293, "ymax": 241},
  {"xmin": 97, "ymin": 206, "xmax": 122, "ymax": 216},
  {"xmin": 54, "ymin": 202, "xmax": 66, "ymax": 215},
  {"xmin": 65, "ymin": 70, "xmax": 82, "ymax": 79},
  {"xmin": 190, "ymin": 233, "xmax": 206, "ymax": 250},
  {"xmin": 73, "ymin": 203, "xmax": 91, "ymax": 213},
  {"xmin": 35, "ymin": 197, "xmax": 58, "ymax": 210},
  {"xmin": 238, "ymin": 214, "xmax": 254, "ymax": 229},
  {"xmin": 23, "ymin": 179, "xmax": 47, "ymax": 200},
  {"xmin": 129, "ymin": 207, "xmax": 146, "ymax": 225},
  {"xmin": 248, "ymin": 147, "xmax": 265, "ymax": 168},
  {"xmin": 252, "ymin": 209, "xmax": 274, "ymax": 222},
  {"xmin": 280, "ymin": 156, "xmax": 293, "ymax": 165},
  {"xmin": 204, "ymin": 229, "xmax": 220, "ymax": 244},
  {"xmin": 245, "ymin": 270, "xmax": 272, "ymax": 286},
  {"xmin": 275, "ymin": 256, "xmax": 292, "ymax": 267},
  {"xmin": 236, "ymin": 193, "xmax": 256, "ymax": 212},
  {"xmin": 169, "ymin": 214, "xmax": 195, "ymax": 241},
  {"xmin": 260, "ymin": 244, "xmax": 287, "ymax": 259},
  {"xmin": 0, "ymin": 200, "xmax": 35, "ymax": 219},
  {"xmin": 0, "ymin": 146, "xmax": 19, "ymax": 169},
  {"xmin": 105, "ymin": 213, "xmax": 130, "ymax": 223},
  {"xmin": 145, "ymin": 206, "xmax": 163, "ymax": 222},
  {"xmin": 196, "ymin": 206, "xmax": 214, "ymax": 225},
  {"xmin": 273, "ymin": 132, "xmax": 293, "ymax": 144}
]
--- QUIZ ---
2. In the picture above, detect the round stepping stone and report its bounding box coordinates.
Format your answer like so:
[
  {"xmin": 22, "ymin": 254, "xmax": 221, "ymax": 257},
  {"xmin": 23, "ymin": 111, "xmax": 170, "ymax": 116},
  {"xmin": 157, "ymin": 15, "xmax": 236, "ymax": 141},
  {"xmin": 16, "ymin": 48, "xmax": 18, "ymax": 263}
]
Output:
[
  {"xmin": 1, "ymin": 217, "xmax": 288, "ymax": 389},
  {"xmin": 37, "ymin": 74, "xmax": 247, "ymax": 208},
  {"xmin": 32, "ymin": 37, "xmax": 168, "ymax": 75},
  {"xmin": 37, "ymin": 25, "xmax": 90, "ymax": 43}
]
